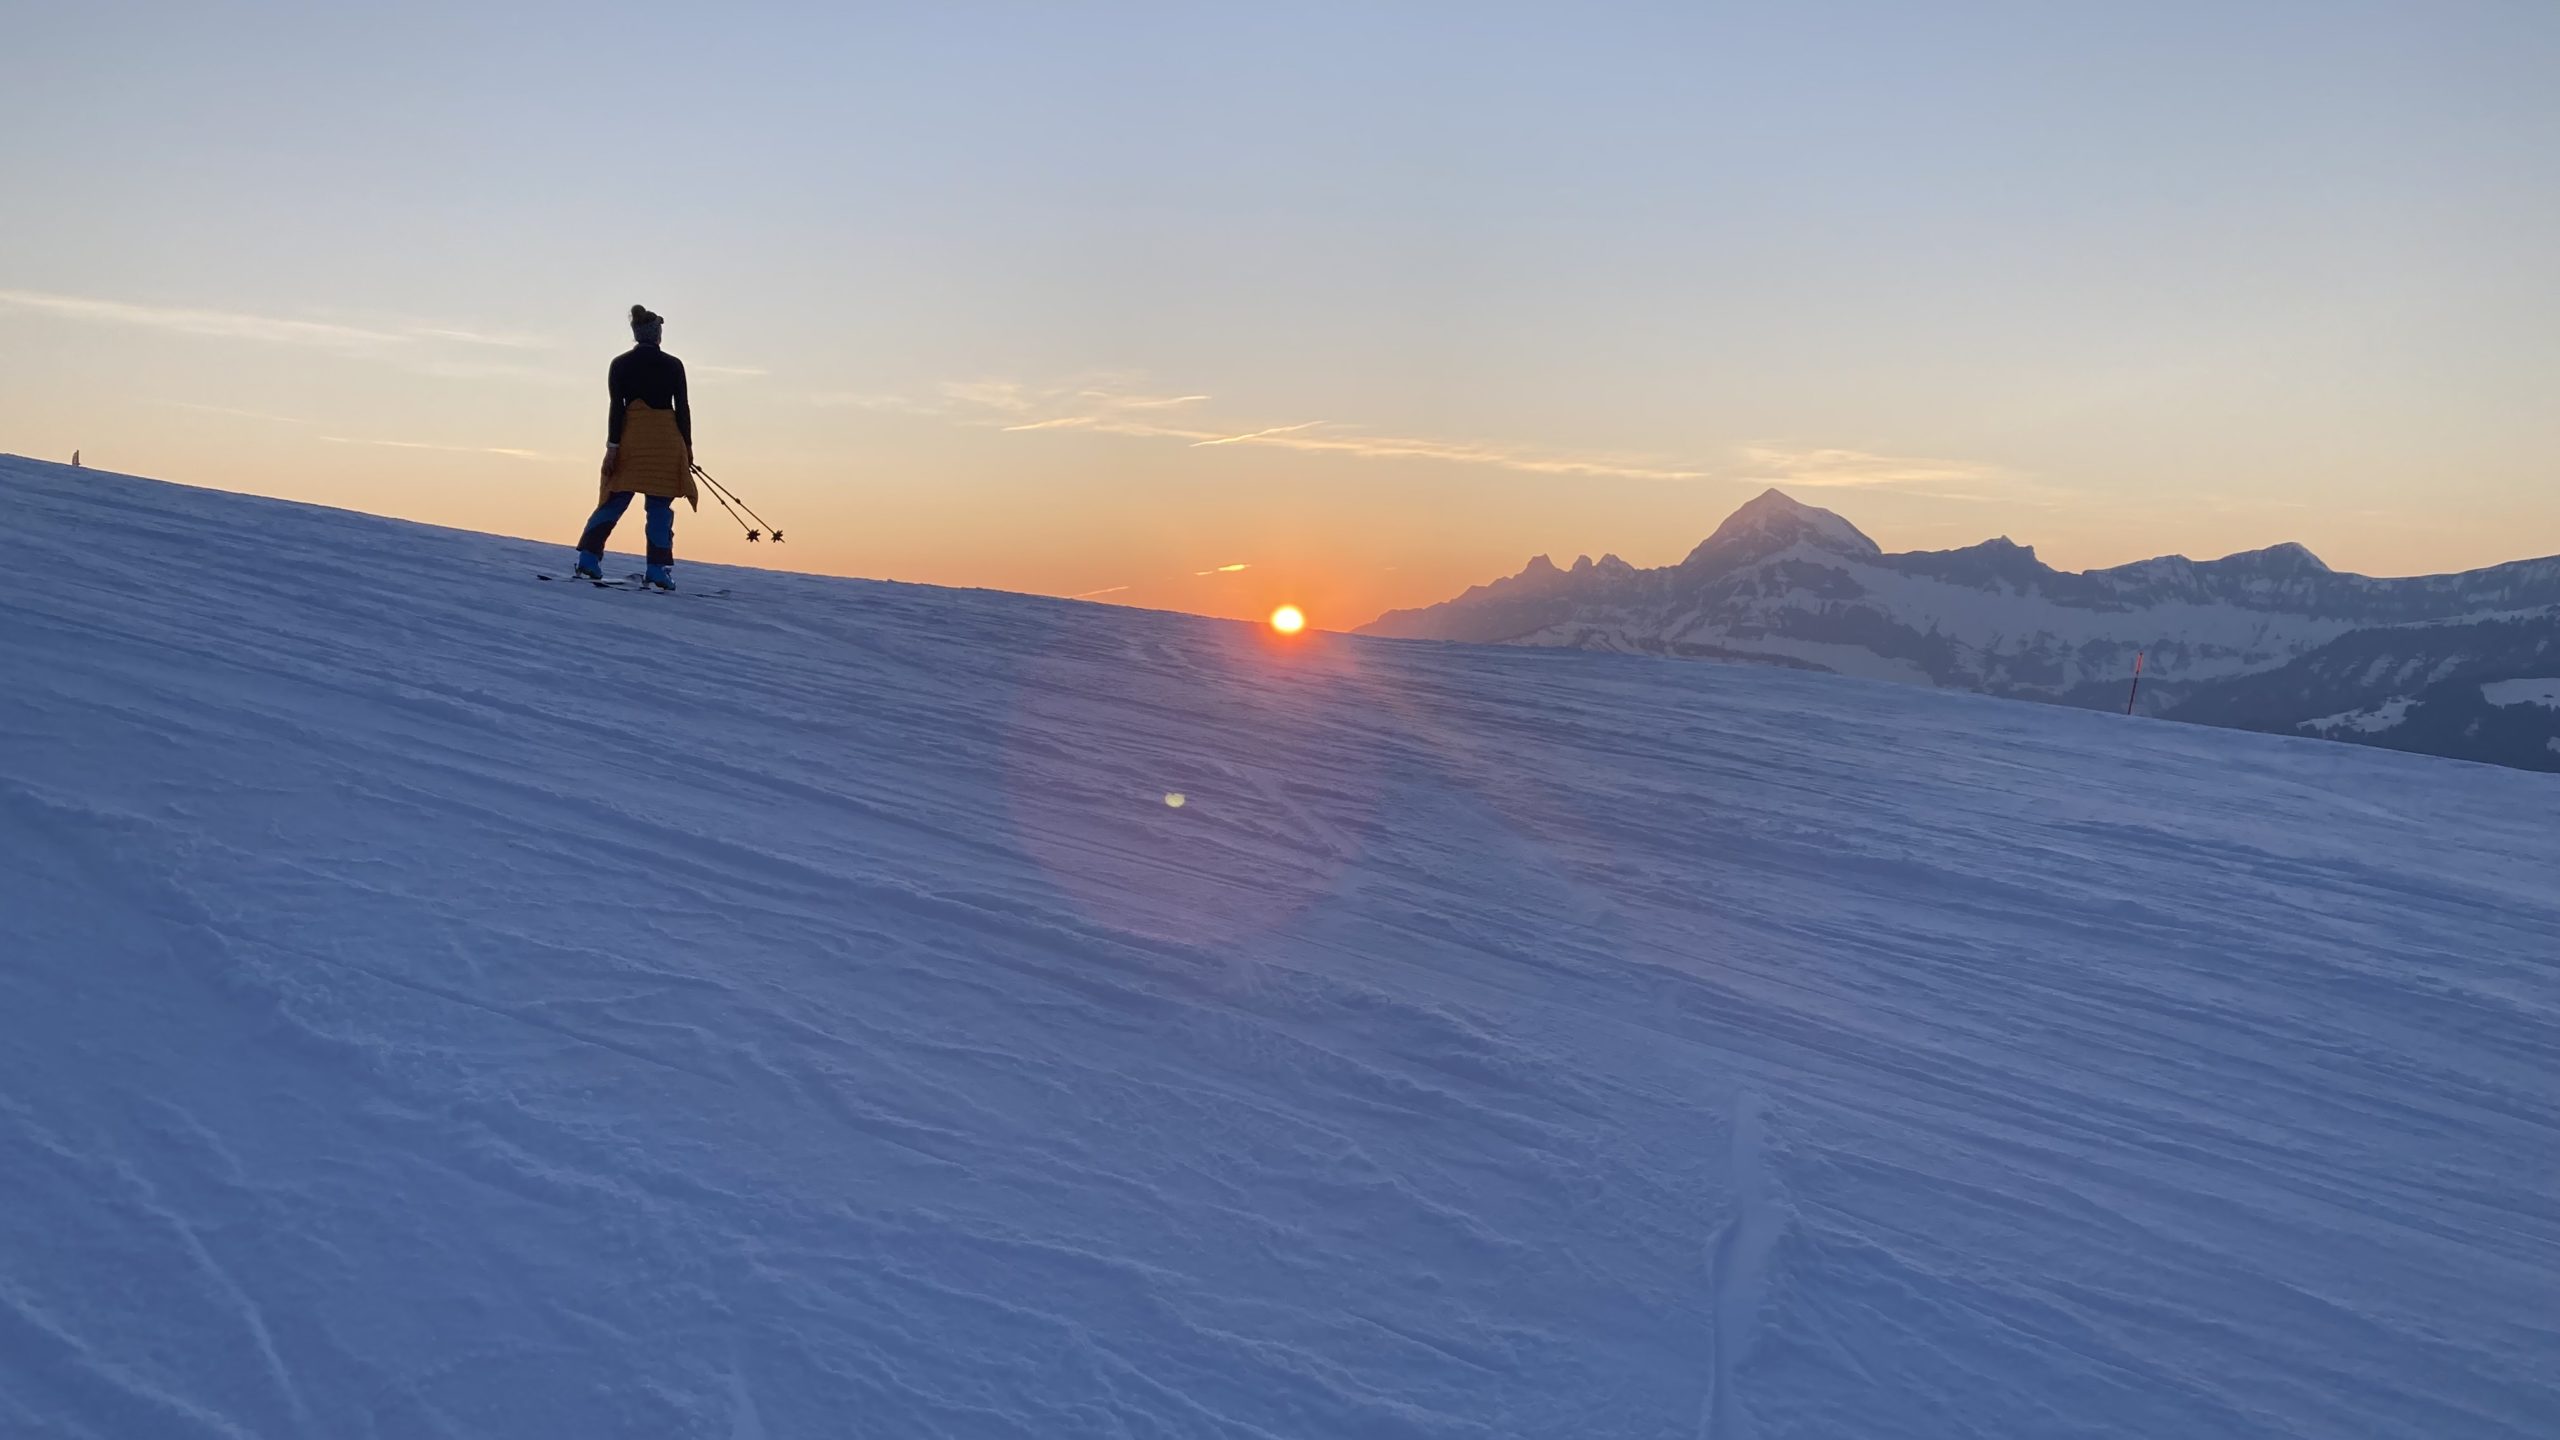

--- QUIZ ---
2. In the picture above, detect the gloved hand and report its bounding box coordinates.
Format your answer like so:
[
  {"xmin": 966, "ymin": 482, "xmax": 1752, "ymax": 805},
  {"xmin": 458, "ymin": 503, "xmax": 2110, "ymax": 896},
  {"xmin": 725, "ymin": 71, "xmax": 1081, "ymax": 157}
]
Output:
[{"xmin": 600, "ymin": 445, "xmax": 620, "ymax": 482}]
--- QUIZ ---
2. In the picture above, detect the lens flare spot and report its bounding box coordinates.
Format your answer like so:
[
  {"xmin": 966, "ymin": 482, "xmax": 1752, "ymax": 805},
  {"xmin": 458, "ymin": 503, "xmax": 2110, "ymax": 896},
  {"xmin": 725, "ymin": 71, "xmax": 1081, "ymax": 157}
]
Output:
[
  {"xmin": 1164, "ymin": 792, "xmax": 1187, "ymax": 808},
  {"xmin": 1269, "ymin": 605, "xmax": 1306, "ymax": 635}
]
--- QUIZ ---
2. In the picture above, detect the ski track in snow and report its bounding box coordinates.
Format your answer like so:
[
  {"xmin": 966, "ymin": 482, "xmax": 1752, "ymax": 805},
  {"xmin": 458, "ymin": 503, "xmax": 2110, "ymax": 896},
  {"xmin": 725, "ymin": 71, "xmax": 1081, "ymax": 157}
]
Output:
[
  {"xmin": 1699, "ymin": 1092, "xmax": 1776, "ymax": 1440},
  {"xmin": 4, "ymin": 457, "xmax": 2558, "ymax": 1438}
]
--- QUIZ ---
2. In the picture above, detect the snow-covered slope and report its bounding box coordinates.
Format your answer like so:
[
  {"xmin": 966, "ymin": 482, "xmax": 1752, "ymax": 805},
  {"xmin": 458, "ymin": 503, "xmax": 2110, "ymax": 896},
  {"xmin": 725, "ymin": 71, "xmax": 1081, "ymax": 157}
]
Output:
[
  {"xmin": 1362, "ymin": 490, "xmax": 2560, "ymax": 771},
  {"xmin": 6, "ymin": 455, "xmax": 2558, "ymax": 1439},
  {"xmin": 2484, "ymin": 678, "xmax": 2560, "ymax": 710}
]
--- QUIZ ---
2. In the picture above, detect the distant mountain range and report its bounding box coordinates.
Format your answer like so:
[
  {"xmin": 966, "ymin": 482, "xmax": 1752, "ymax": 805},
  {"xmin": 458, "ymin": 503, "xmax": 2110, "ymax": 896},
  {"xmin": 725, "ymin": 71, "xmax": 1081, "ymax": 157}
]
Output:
[{"xmin": 1359, "ymin": 490, "xmax": 2560, "ymax": 773}]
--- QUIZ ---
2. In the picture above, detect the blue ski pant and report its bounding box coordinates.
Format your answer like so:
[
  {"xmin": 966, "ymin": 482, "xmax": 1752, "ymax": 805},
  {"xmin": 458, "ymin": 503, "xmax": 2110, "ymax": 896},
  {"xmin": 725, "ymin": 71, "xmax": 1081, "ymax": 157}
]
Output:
[{"xmin": 577, "ymin": 491, "xmax": 674, "ymax": 566}]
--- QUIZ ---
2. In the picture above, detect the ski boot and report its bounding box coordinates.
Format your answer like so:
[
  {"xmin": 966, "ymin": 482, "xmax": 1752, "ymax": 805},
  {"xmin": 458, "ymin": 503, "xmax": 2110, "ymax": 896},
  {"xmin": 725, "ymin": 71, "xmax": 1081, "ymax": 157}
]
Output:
[
  {"xmin": 643, "ymin": 562, "xmax": 676, "ymax": 592},
  {"xmin": 571, "ymin": 552, "xmax": 605, "ymax": 582}
]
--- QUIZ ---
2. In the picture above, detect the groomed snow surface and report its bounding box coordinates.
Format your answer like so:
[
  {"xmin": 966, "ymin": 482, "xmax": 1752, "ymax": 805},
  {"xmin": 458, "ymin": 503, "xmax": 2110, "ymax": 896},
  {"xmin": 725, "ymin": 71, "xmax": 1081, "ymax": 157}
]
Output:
[{"xmin": 5, "ymin": 456, "xmax": 2557, "ymax": 1439}]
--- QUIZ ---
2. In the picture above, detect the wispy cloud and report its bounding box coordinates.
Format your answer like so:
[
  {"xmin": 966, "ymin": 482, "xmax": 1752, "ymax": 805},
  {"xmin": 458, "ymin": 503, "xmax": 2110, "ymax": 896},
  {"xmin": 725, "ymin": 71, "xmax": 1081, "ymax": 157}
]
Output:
[
  {"xmin": 1733, "ymin": 444, "xmax": 2062, "ymax": 507},
  {"xmin": 321, "ymin": 435, "xmax": 552, "ymax": 461},
  {"xmin": 172, "ymin": 402, "xmax": 558, "ymax": 463},
  {"xmin": 1737, "ymin": 446, "xmax": 2006, "ymax": 490},
  {"xmin": 1195, "ymin": 563, "xmax": 1251, "ymax": 576},
  {"xmin": 169, "ymin": 401, "xmax": 319, "ymax": 427},
  {"xmin": 941, "ymin": 379, "xmax": 1039, "ymax": 413},
  {"xmin": 695, "ymin": 363, "xmax": 768, "ymax": 379},
  {"xmin": 808, "ymin": 390, "xmax": 946, "ymax": 413},
  {"xmin": 831, "ymin": 378, "xmax": 2049, "ymax": 498},
  {"xmin": 1215, "ymin": 427, "xmax": 1702, "ymax": 480},
  {"xmin": 1192, "ymin": 421, "xmax": 1324, "ymax": 448},
  {"xmin": 406, "ymin": 325, "xmax": 551, "ymax": 350},
  {"xmin": 2194, "ymin": 492, "xmax": 2310, "ymax": 515},
  {"xmin": 0, "ymin": 288, "xmax": 552, "ymax": 356},
  {"xmin": 411, "ymin": 358, "xmax": 578, "ymax": 385},
  {"xmin": 951, "ymin": 378, "xmax": 1208, "ymax": 419},
  {"xmin": 940, "ymin": 377, "xmax": 1705, "ymax": 482},
  {"xmin": 6, "ymin": 290, "xmax": 411, "ymax": 350},
  {"xmin": 1077, "ymin": 389, "xmax": 1208, "ymax": 411},
  {"xmin": 1072, "ymin": 584, "xmax": 1132, "ymax": 599}
]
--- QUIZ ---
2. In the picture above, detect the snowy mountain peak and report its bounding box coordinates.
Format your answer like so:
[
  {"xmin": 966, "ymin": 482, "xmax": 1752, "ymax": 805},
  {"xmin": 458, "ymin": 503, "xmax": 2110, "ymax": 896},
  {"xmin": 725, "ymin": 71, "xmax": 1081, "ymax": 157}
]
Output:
[
  {"xmin": 1358, "ymin": 482, "xmax": 2560, "ymax": 772},
  {"xmin": 2216, "ymin": 540, "xmax": 2332, "ymax": 576},
  {"xmin": 1686, "ymin": 488, "xmax": 1882, "ymax": 564}
]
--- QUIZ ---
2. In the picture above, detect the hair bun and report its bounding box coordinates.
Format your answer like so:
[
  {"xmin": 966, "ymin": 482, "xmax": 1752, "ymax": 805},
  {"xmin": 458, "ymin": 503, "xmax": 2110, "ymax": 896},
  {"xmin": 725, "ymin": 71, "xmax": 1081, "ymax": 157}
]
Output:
[{"xmin": 630, "ymin": 304, "xmax": 650, "ymax": 323}]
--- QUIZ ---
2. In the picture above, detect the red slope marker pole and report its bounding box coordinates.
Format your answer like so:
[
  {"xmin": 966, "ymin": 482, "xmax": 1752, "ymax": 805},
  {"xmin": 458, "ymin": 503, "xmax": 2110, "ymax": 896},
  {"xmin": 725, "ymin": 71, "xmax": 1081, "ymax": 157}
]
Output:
[{"xmin": 2125, "ymin": 651, "xmax": 2146, "ymax": 716}]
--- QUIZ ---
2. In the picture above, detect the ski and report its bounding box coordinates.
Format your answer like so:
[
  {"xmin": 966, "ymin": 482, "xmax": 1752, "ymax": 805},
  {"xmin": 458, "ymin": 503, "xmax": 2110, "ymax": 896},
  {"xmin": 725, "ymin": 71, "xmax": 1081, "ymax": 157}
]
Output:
[
  {"xmin": 536, "ymin": 572, "xmax": 733, "ymax": 600},
  {"xmin": 537, "ymin": 572, "xmax": 640, "ymax": 589}
]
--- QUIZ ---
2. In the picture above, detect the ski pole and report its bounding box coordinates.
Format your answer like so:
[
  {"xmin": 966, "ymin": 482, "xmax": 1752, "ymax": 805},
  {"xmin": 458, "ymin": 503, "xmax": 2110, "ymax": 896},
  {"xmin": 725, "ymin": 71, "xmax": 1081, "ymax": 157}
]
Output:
[
  {"xmin": 690, "ymin": 464, "xmax": 783, "ymax": 543},
  {"xmin": 698, "ymin": 475, "xmax": 758, "ymax": 538},
  {"xmin": 2125, "ymin": 651, "xmax": 2145, "ymax": 715}
]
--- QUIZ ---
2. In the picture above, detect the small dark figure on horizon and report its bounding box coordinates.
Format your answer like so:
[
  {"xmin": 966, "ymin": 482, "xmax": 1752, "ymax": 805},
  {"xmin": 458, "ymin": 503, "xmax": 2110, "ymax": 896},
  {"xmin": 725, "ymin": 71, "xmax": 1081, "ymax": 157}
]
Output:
[
  {"xmin": 571, "ymin": 305, "xmax": 697, "ymax": 590},
  {"xmin": 71, "ymin": 450, "xmax": 80, "ymax": 468}
]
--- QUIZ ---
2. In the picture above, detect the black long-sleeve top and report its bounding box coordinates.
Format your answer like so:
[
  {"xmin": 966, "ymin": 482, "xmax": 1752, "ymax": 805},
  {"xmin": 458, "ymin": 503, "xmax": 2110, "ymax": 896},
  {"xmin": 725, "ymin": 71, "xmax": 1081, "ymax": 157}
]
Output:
[{"xmin": 607, "ymin": 344, "xmax": 691, "ymax": 445}]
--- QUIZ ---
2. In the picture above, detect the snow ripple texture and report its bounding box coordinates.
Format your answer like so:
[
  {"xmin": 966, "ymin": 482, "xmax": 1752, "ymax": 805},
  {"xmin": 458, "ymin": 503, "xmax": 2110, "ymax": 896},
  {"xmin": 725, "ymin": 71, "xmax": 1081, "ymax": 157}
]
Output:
[{"xmin": 3, "ymin": 457, "xmax": 2556, "ymax": 1439}]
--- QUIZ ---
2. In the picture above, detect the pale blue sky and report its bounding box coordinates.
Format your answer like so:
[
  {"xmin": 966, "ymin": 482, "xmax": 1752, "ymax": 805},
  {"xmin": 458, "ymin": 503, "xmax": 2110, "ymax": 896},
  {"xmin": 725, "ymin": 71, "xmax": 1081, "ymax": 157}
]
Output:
[{"xmin": 5, "ymin": 2, "xmax": 2555, "ymax": 622}]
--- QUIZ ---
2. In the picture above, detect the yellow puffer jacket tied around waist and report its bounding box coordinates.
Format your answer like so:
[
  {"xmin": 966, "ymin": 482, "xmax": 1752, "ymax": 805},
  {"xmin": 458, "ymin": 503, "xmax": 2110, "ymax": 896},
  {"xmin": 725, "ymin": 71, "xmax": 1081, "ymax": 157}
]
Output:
[{"xmin": 605, "ymin": 402, "xmax": 699, "ymax": 508}]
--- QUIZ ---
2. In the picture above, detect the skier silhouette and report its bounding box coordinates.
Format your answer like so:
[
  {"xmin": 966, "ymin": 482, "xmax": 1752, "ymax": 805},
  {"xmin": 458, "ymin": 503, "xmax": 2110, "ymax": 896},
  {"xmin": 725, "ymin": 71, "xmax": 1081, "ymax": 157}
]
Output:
[
  {"xmin": 572, "ymin": 304, "xmax": 698, "ymax": 589},
  {"xmin": 71, "ymin": 450, "xmax": 80, "ymax": 468}
]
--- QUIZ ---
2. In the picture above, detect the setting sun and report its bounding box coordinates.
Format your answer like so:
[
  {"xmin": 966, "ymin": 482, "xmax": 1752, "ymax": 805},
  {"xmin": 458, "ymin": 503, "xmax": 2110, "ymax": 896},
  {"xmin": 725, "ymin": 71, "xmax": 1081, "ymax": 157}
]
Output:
[{"xmin": 1269, "ymin": 605, "xmax": 1307, "ymax": 635}]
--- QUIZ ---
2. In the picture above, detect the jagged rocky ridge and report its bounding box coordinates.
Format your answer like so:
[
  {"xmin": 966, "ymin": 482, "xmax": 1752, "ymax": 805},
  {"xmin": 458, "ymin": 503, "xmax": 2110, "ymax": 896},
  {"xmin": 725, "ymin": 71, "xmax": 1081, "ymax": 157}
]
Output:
[{"xmin": 1361, "ymin": 490, "xmax": 2560, "ymax": 771}]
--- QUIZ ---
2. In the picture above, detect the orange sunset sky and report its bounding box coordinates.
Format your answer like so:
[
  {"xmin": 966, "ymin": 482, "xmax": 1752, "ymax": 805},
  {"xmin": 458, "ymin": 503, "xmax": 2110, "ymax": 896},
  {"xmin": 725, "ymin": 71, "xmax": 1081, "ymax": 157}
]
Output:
[{"xmin": 6, "ymin": 5, "xmax": 2556, "ymax": 628}]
